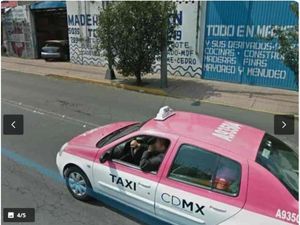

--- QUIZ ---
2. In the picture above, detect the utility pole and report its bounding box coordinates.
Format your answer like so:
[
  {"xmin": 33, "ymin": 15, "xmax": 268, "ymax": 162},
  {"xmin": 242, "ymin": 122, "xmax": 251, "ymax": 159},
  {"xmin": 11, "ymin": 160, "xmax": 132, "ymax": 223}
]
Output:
[
  {"xmin": 160, "ymin": 2, "xmax": 168, "ymax": 88},
  {"xmin": 161, "ymin": 40, "xmax": 168, "ymax": 88}
]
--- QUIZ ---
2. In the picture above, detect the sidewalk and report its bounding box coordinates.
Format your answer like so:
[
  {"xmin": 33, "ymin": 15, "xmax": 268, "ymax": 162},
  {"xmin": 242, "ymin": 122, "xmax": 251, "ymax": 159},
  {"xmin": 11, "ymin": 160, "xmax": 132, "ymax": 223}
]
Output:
[{"xmin": 2, "ymin": 56, "xmax": 298, "ymax": 115}]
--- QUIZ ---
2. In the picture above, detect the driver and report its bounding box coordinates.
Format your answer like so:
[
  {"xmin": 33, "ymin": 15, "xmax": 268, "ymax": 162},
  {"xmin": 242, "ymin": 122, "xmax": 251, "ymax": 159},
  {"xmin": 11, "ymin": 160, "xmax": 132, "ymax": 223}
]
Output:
[
  {"xmin": 140, "ymin": 138, "xmax": 168, "ymax": 172},
  {"xmin": 113, "ymin": 139, "xmax": 147, "ymax": 165}
]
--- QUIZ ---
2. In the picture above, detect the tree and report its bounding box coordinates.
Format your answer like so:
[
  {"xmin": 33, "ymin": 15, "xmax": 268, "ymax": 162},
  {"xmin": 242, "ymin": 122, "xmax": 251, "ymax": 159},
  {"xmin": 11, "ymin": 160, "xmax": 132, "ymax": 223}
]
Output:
[
  {"xmin": 273, "ymin": 2, "xmax": 298, "ymax": 85},
  {"xmin": 97, "ymin": 2, "xmax": 177, "ymax": 85},
  {"xmin": 96, "ymin": 3, "xmax": 117, "ymax": 79}
]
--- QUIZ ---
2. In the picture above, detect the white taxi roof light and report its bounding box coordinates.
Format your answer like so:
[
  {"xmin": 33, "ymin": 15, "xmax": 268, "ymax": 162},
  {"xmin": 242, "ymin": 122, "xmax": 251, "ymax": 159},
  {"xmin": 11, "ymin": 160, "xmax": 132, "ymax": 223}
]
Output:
[{"xmin": 154, "ymin": 106, "xmax": 175, "ymax": 121}]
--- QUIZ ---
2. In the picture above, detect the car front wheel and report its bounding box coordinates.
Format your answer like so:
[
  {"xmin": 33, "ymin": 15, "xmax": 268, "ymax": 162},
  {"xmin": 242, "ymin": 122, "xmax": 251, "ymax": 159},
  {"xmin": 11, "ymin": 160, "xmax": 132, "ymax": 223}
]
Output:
[{"xmin": 64, "ymin": 166, "xmax": 92, "ymax": 201}]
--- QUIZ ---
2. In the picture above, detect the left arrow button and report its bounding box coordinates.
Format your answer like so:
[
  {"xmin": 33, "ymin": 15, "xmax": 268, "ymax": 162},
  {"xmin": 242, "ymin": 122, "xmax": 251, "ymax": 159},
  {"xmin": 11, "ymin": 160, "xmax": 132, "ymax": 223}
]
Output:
[{"xmin": 3, "ymin": 115, "xmax": 23, "ymax": 135}]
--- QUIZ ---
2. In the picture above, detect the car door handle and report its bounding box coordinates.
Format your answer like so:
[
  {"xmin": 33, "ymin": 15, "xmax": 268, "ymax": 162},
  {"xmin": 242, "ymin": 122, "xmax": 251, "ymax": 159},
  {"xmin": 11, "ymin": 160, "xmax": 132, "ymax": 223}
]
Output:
[
  {"xmin": 209, "ymin": 205, "xmax": 227, "ymax": 213},
  {"xmin": 138, "ymin": 182, "xmax": 151, "ymax": 189}
]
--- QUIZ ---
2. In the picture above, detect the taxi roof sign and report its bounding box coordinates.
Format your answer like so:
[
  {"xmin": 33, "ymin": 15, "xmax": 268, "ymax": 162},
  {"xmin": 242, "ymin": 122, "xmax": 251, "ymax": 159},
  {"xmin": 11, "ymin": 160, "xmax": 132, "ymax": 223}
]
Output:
[{"xmin": 154, "ymin": 106, "xmax": 175, "ymax": 121}]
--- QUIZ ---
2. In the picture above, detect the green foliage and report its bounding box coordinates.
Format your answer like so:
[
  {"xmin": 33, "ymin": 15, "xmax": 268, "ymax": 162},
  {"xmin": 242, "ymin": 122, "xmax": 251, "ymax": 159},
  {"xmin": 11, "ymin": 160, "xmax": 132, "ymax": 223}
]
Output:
[
  {"xmin": 273, "ymin": 2, "xmax": 298, "ymax": 85},
  {"xmin": 96, "ymin": 2, "xmax": 177, "ymax": 84},
  {"xmin": 96, "ymin": 4, "xmax": 117, "ymax": 70}
]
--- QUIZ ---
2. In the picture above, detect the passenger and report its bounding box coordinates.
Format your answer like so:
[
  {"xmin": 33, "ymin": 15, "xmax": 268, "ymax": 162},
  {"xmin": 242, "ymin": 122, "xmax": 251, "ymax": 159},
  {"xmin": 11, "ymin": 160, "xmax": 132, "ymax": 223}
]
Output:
[
  {"xmin": 214, "ymin": 166, "xmax": 239, "ymax": 193},
  {"xmin": 140, "ymin": 138, "xmax": 168, "ymax": 172}
]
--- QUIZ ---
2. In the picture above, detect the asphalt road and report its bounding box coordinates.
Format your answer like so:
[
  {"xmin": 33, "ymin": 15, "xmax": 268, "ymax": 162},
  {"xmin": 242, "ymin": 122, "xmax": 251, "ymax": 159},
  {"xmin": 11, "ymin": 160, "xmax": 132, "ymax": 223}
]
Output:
[{"xmin": 2, "ymin": 70, "xmax": 298, "ymax": 225}]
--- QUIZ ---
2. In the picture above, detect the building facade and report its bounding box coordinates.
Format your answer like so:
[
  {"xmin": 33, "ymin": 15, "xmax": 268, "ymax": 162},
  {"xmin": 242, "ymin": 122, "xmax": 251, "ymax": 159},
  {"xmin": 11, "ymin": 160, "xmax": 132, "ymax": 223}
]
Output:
[
  {"xmin": 66, "ymin": 1, "xmax": 298, "ymax": 90},
  {"xmin": 1, "ymin": 1, "xmax": 298, "ymax": 90},
  {"xmin": 1, "ymin": 4, "xmax": 36, "ymax": 58},
  {"xmin": 66, "ymin": 1, "xmax": 107, "ymax": 66},
  {"xmin": 203, "ymin": 1, "xmax": 297, "ymax": 90},
  {"xmin": 1, "ymin": 1, "xmax": 67, "ymax": 58}
]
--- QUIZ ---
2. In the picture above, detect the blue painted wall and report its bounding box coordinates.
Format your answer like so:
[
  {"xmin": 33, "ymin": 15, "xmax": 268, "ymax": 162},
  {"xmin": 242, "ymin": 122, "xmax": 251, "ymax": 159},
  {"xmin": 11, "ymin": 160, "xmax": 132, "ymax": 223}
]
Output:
[{"xmin": 203, "ymin": 1, "xmax": 298, "ymax": 90}]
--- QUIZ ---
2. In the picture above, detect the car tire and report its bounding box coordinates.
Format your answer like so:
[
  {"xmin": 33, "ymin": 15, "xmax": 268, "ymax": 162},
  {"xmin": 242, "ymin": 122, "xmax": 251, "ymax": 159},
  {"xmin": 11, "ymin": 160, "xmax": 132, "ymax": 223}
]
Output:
[{"xmin": 64, "ymin": 166, "xmax": 93, "ymax": 201}]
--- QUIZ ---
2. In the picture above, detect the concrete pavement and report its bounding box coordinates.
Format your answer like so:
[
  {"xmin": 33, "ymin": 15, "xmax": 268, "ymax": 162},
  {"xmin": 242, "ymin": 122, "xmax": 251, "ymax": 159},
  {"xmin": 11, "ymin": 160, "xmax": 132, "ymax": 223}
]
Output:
[{"xmin": 2, "ymin": 56, "xmax": 298, "ymax": 115}]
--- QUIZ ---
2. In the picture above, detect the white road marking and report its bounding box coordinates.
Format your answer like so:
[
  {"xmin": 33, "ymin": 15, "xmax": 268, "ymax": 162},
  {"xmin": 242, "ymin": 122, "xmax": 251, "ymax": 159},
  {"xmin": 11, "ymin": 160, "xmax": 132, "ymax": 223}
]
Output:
[
  {"xmin": 33, "ymin": 109, "xmax": 45, "ymax": 115},
  {"xmin": 1, "ymin": 98, "xmax": 99, "ymax": 128}
]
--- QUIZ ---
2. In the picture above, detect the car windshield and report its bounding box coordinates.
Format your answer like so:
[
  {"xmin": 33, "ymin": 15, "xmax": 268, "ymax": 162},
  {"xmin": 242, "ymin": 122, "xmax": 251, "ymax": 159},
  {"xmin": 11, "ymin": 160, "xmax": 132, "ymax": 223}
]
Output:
[
  {"xmin": 256, "ymin": 134, "xmax": 298, "ymax": 200},
  {"xmin": 96, "ymin": 123, "xmax": 142, "ymax": 148}
]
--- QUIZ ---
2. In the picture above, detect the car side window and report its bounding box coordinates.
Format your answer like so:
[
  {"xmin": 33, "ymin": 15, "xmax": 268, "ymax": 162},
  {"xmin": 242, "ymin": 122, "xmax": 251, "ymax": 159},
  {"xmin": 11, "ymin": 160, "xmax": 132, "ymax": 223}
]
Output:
[
  {"xmin": 168, "ymin": 144, "xmax": 241, "ymax": 196},
  {"xmin": 213, "ymin": 157, "xmax": 241, "ymax": 196},
  {"xmin": 110, "ymin": 135, "xmax": 170, "ymax": 173},
  {"xmin": 111, "ymin": 135, "xmax": 148, "ymax": 167},
  {"xmin": 169, "ymin": 144, "xmax": 219, "ymax": 189}
]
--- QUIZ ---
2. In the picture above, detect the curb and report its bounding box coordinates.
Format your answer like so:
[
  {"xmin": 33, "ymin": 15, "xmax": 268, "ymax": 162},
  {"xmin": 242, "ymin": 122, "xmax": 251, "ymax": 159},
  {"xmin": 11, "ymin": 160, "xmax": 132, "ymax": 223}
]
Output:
[
  {"xmin": 46, "ymin": 74, "xmax": 167, "ymax": 96},
  {"xmin": 46, "ymin": 74, "xmax": 298, "ymax": 117}
]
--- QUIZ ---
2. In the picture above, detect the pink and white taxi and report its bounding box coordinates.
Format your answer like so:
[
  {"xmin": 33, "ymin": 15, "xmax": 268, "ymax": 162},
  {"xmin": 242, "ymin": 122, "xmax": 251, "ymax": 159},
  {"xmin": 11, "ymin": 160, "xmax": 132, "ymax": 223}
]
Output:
[{"xmin": 56, "ymin": 106, "xmax": 298, "ymax": 225}]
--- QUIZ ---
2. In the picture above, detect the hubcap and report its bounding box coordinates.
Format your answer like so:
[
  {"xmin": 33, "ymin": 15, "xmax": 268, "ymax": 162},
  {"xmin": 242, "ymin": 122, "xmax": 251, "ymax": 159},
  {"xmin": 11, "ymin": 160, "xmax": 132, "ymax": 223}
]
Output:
[{"xmin": 68, "ymin": 172, "xmax": 87, "ymax": 196}]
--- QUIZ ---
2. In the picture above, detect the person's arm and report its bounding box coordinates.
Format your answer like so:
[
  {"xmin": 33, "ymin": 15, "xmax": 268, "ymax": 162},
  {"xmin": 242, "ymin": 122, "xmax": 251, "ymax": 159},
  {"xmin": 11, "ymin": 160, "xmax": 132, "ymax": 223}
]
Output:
[
  {"xmin": 140, "ymin": 151, "xmax": 164, "ymax": 172},
  {"xmin": 132, "ymin": 143, "xmax": 148, "ymax": 162}
]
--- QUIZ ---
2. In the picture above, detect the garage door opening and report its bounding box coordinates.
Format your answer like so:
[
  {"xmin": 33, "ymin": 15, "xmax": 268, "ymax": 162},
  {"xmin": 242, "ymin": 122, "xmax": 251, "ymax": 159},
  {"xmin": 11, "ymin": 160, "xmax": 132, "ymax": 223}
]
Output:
[{"xmin": 31, "ymin": 1, "xmax": 68, "ymax": 59}]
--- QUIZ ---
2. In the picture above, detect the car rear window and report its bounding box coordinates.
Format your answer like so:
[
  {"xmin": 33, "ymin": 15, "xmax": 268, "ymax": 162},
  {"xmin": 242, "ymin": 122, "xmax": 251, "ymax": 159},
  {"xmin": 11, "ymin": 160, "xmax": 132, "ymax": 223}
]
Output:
[
  {"xmin": 168, "ymin": 144, "xmax": 241, "ymax": 196},
  {"xmin": 256, "ymin": 134, "xmax": 298, "ymax": 200},
  {"xmin": 96, "ymin": 123, "xmax": 142, "ymax": 148}
]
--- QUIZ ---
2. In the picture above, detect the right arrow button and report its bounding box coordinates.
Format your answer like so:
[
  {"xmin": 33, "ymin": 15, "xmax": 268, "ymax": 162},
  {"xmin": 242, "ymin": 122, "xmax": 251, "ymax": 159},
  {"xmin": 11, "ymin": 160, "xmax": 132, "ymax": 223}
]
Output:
[{"xmin": 274, "ymin": 115, "xmax": 294, "ymax": 135}]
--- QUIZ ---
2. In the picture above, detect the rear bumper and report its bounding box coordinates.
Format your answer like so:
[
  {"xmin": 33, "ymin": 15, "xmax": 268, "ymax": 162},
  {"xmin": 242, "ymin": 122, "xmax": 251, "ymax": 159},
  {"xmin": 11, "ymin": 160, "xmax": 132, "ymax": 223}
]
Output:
[{"xmin": 41, "ymin": 52, "xmax": 61, "ymax": 59}]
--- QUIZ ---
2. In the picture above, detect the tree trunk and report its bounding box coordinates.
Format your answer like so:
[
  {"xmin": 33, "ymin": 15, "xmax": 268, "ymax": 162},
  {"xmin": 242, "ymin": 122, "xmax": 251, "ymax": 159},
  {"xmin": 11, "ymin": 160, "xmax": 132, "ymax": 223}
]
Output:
[
  {"xmin": 135, "ymin": 72, "xmax": 142, "ymax": 85},
  {"xmin": 161, "ymin": 44, "xmax": 168, "ymax": 88}
]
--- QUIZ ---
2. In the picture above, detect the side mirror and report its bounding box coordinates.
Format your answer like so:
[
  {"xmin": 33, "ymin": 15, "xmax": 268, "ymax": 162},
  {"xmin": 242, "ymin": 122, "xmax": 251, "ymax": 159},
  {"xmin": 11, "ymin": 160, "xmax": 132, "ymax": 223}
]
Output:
[{"xmin": 100, "ymin": 151, "xmax": 111, "ymax": 163}]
